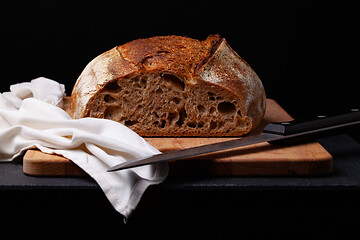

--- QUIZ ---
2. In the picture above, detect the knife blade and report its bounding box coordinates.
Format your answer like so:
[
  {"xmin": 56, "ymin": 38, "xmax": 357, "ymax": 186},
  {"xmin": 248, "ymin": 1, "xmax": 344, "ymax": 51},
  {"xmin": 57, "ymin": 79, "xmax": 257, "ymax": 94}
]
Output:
[{"xmin": 107, "ymin": 108, "xmax": 360, "ymax": 172}]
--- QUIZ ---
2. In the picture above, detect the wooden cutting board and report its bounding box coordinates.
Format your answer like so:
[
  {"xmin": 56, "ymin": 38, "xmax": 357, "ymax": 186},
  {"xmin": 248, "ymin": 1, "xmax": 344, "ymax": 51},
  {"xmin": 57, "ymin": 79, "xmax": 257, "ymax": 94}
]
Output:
[{"xmin": 23, "ymin": 98, "xmax": 333, "ymax": 176}]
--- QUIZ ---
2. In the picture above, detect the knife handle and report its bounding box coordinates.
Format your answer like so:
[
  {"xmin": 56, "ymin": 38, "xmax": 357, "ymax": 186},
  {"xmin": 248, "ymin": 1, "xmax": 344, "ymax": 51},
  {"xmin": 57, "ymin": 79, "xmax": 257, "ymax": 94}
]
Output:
[{"xmin": 264, "ymin": 108, "xmax": 360, "ymax": 136}]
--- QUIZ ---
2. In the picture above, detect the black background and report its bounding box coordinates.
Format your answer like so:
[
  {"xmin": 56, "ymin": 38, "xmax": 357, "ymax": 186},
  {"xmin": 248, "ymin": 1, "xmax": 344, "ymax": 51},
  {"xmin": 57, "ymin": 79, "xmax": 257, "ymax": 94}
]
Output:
[
  {"xmin": 1, "ymin": 0, "xmax": 358, "ymax": 118},
  {"xmin": 1, "ymin": 1, "xmax": 360, "ymax": 237}
]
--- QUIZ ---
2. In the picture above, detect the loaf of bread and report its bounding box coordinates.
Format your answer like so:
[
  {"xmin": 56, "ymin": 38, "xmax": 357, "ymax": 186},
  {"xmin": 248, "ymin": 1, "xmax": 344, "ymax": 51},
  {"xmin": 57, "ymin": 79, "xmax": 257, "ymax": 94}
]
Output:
[{"xmin": 70, "ymin": 35, "xmax": 266, "ymax": 136}]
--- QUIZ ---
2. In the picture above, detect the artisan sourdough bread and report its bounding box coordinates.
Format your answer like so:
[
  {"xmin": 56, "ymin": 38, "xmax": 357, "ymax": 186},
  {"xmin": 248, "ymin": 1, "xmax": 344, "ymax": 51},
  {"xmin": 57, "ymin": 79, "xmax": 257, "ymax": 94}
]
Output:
[{"xmin": 70, "ymin": 35, "xmax": 266, "ymax": 136}]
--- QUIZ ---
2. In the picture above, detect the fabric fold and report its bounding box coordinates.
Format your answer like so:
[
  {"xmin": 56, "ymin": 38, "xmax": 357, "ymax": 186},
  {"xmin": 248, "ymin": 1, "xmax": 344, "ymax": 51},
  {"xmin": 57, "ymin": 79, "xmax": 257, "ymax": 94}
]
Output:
[{"xmin": 0, "ymin": 77, "xmax": 168, "ymax": 218}]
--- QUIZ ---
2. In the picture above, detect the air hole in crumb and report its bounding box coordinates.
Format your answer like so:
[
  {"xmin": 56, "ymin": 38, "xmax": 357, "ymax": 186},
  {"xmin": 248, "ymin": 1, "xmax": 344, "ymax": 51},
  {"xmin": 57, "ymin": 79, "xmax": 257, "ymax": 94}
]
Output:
[
  {"xmin": 172, "ymin": 97, "xmax": 180, "ymax": 104},
  {"xmin": 104, "ymin": 94, "xmax": 116, "ymax": 103},
  {"xmin": 122, "ymin": 97, "xmax": 129, "ymax": 103},
  {"xmin": 125, "ymin": 120, "xmax": 138, "ymax": 126},
  {"xmin": 105, "ymin": 81, "xmax": 122, "ymax": 92},
  {"xmin": 237, "ymin": 110, "xmax": 242, "ymax": 117},
  {"xmin": 207, "ymin": 92, "xmax": 216, "ymax": 101},
  {"xmin": 140, "ymin": 78, "xmax": 147, "ymax": 87},
  {"xmin": 198, "ymin": 122, "xmax": 204, "ymax": 128},
  {"xmin": 209, "ymin": 107, "xmax": 216, "ymax": 114},
  {"xmin": 187, "ymin": 123, "xmax": 196, "ymax": 128},
  {"xmin": 104, "ymin": 107, "xmax": 119, "ymax": 119},
  {"xmin": 176, "ymin": 108, "xmax": 187, "ymax": 126},
  {"xmin": 217, "ymin": 102, "xmax": 236, "ymax": 115},
  {"xmin": 197, "ymin": 105, "xmax": 206, "ymax": 114},
  {"xmin": 167, "ymin": 112, "xmax": 179, "ymax": 124},
  {"xmin": 157, "ymin": 50, "xmax": 171, "ymax": 54},
  {"xmin": 156, "ymin": 88, "xmax": 163, "ymax": 95},
  {"xmin": 161, "ymin": 73, "xmax": 185, "ymax": 91},
  {"xmin": 160, "ymin": 120, "xmax": 167, "ymax": 128},
  {"xmin": 210, "ymin": 121, "xmax": 217, "ymax": 129}
]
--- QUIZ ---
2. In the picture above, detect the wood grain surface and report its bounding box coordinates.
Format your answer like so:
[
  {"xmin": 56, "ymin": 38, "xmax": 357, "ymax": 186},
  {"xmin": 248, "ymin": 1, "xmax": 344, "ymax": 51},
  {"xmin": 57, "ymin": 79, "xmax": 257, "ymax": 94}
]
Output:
[{"xmin": 23, "ymin": 98, "xmax": 333, "ymax": 176}]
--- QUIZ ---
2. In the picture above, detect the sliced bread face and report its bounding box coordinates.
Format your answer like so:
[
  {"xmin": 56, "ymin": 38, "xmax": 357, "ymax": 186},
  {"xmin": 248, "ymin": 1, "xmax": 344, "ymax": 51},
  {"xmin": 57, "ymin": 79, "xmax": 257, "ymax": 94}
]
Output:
[{"xmin": 71, "ymin": 35, "xmax": 266, "ymax": 137}]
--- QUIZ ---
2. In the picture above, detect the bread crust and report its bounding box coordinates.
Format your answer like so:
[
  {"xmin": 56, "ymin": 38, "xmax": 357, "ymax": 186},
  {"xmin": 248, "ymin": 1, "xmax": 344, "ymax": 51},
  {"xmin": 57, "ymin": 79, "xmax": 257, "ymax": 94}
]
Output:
[{"xmin": 70, "ymin": 35, "xmax": 266, "ymax": 136}]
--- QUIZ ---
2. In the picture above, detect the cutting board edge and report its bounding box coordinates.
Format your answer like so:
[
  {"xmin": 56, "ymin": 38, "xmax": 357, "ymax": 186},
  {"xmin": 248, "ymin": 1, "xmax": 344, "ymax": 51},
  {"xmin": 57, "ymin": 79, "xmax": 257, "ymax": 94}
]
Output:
[
  {"xmin": 22, "ymin": 98, "xmax": 334, "ymax": 176},
  {"xmin": 23, "ymin": 150, "xmax": 87, "ymax": 177},
  {"xmin": 23, "ymin": 147, "xmax": 333, "ymax": 177},
  {"xmin": 168, "ymin": 141, "xmax": 333, "ymax": 176}
]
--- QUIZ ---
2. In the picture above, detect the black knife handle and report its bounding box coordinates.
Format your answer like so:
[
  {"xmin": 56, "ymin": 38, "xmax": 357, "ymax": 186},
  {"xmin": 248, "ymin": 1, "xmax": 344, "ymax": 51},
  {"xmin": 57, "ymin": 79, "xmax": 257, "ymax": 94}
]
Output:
[{"xmin": 264, "ymin": 108, "xmax": 360, "ymax": 136}]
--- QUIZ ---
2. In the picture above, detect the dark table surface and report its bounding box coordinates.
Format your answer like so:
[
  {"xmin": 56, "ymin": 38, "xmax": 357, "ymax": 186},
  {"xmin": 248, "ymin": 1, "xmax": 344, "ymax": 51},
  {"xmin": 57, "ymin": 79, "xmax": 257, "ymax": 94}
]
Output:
[
  {"xmin": 1, "ymin": 133, "xmax": 360, "ymax": 238},
  {"xmin": 1, "ymin": 134, "xmax": 360, "ymax": 190}
]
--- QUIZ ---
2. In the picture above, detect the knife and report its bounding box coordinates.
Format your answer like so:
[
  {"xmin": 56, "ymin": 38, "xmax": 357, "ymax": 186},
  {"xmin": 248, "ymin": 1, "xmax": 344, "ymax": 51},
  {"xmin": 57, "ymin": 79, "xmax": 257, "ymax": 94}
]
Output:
[{"xmin": 107, "ymin": 108, "xmax": 360, "ymax": 172}]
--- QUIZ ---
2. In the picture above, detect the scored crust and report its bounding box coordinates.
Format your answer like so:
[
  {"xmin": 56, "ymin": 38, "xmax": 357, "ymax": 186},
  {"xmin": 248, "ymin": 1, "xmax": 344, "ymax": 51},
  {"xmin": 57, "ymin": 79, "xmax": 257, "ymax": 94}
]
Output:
[{"xmin": 70, "ymin": 35, "xmax": 266, "ymax": 136}]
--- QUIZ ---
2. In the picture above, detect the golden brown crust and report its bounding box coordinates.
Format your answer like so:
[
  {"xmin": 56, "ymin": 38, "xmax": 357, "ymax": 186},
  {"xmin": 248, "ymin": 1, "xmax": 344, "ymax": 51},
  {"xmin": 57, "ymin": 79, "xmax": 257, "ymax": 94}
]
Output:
[
  {"xmin": 116, "ymin": 35, "xmax": 222, "ymax": 79},
  {"xmin": 70, "ymin": 35, "xmax": 266, "ymax": 136}
]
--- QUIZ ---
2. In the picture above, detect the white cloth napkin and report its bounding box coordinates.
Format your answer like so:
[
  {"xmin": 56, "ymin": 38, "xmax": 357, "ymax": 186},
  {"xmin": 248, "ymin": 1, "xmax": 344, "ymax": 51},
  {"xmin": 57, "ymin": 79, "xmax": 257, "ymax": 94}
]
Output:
[{"xmin": 0, "ymin": 77, "xmax": 168, "ymax": 218}]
